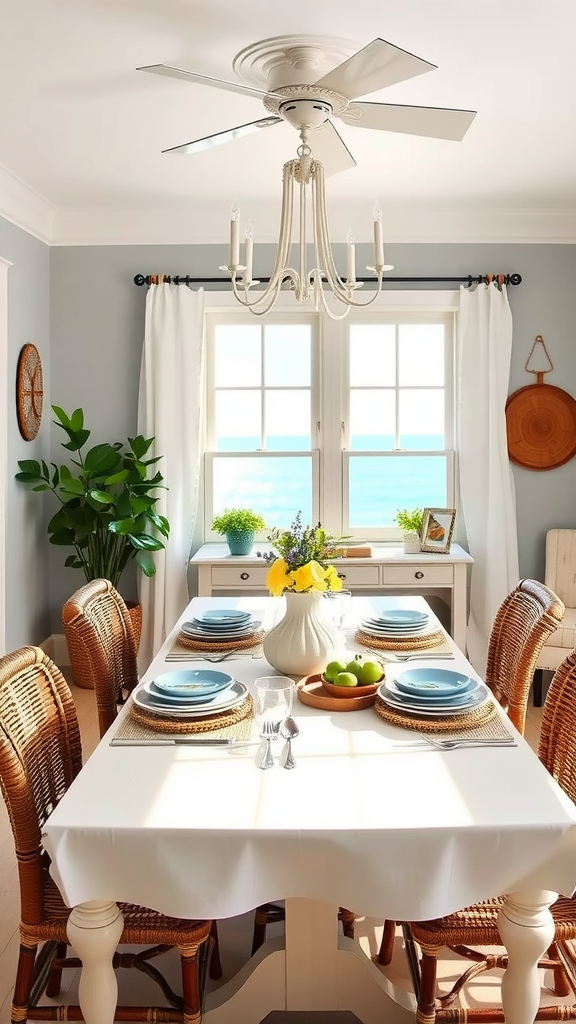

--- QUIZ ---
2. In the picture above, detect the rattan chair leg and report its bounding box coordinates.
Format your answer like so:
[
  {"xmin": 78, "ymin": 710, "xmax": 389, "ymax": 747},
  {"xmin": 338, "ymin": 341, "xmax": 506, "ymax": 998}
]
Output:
[
  {"xmin": 12, "ymin": 941, "xmax": 38, "ymax": 1022},
  {"xmin": 341, "ymin": 908, "xmax": 355, "ymax": 940},
  {"xmin": 251, "ymin": 904, "xmax": 273, "ymax": 955},
  {"xmin": 179, "ymin": 943, "xmax": 203, "ymax": 1024},
  {"xmin": 416, "ymin": 950, "xmax": 440, "ymax": 1024},
  {"xmin": 377, "ymin": 919, "xmax": 396, "ymax": 965},
  {"xmin": 44, "ymin": 941, "xmax": 67, "ymax": 997},
  {"xmin": 208, "ymin": 922, "xmax": 223, "ymax": 980},
  {"xmin": 548, "ymin": 941, "xmax": 573, "ymax": 997}
]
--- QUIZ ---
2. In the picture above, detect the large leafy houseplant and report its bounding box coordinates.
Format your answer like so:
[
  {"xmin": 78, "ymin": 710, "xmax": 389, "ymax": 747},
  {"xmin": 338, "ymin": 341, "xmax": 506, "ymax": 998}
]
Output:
[{"xmin": 16, "ymin": 406, "xmax": 170, "ymax": 588}]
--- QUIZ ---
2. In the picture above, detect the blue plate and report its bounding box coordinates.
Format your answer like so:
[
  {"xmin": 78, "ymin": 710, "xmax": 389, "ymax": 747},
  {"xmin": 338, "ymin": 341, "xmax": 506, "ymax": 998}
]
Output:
[
  {"xmin": 194, "ymin": 610, "xmax": 251, "ymax": 624},
  {"xmin": 383, "ymin": 677, "xmax": 478, "ymax": 706},
  {"xmin": 378, "ymin": 610, "xmax": 429, "ymax": 626},
  {"xmin": 152, "ymin": 669, "xmax": 235, "ymax": 698},
  {"xmin": 147, "ymin": 680, "xmax": 232, "ymax": 704},
  {"xmin": 394, "ymin": 667, "xmax": 476, "ymax": 697}
]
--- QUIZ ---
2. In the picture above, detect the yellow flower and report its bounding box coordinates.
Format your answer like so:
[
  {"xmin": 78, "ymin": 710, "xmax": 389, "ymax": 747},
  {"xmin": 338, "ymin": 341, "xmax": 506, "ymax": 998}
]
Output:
[
  {"xmin": 266, "ymin": 558, "xmax": 293, "ymax": 597},
  {"xmin": 323, "ymin": 564, "xmax": 343, "ymax": 592},
  {"xmin": 291, "ymin": 560, "xmax": 327, "ymax": 592}
]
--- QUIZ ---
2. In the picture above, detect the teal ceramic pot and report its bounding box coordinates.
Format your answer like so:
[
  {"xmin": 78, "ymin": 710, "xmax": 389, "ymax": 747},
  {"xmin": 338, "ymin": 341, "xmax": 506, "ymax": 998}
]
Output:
[{"xmin": 226, "ymin": 529, "xmax": 255, "ymax": 555}]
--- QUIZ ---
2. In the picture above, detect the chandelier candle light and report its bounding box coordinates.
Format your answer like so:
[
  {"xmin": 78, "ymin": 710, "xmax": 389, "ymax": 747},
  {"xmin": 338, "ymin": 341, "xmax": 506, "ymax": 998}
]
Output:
[{"xmin": 220, "ymin": 122, "xmax": 394, "ymax": 320}]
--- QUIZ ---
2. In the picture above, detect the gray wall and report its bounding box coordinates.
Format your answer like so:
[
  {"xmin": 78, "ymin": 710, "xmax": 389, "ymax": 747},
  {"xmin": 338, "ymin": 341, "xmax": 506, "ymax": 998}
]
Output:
[
  {"xmin": 5, "ymin": 229, "xmax": 576, "ymax": 639},
  {"xmin": 0, "ymin": 216, "xmax": 51, "ymax": 649}
]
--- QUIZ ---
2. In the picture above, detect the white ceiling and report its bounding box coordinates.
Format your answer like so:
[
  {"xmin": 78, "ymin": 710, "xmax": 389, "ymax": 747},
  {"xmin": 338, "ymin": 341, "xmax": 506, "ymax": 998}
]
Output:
[{"xmin": 2, "ymin": 0, "xmax": 576, "ymax": 245}]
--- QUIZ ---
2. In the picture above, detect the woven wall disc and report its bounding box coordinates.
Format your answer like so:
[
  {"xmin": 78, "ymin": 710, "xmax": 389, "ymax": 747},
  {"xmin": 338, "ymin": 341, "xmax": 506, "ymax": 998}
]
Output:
[
  {"xmin": 175, "ymin": 629, "xmax": 265, "ymax": 651},
  {"xmin": 355, "ymin": 628, "xmax": 444, "ymax": 651},
  {"xmin": 374, "ymin": 696, "xmax": 496, "ymax": 732},
  {"xmin": 130, "ymin": 694, "xmax": 253, "ymax": 733},
  {"xmin": 505, "ymin": 383, "xmax": 576, "ymax": 470}
]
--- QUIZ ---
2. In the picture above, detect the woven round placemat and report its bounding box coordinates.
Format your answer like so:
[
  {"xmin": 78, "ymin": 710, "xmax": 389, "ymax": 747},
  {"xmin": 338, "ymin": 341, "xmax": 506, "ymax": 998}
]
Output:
[
  {"xmin": 176, "ymin": 629, "xmax": 265, "ymax": 651},
  {"xmin": 130, "ymin": 694, "xmax": 253, "ymax": 733},
  {"xmin": 355, "ymin": 628, "xmax": 444, "ymax": 651},
  {"xmin": 374, "ymin": 696, "xmax": 497, "ymax": 732}
]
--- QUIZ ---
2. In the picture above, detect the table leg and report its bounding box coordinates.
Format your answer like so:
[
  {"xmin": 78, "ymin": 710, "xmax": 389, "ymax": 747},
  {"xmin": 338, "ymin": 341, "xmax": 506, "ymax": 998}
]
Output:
[
  {"xmin": 498, "ymin": 888, "xmax": 557, "ymax": 1024},
  {"xmin": 66, "ymin": 900, "xmax": 124, "ymax": 1024}
]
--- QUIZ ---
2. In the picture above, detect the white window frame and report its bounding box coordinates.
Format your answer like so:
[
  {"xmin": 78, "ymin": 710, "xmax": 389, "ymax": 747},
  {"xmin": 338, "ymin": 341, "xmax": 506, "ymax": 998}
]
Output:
[{"xmin": 203, "ymin": 290, "xmax": 459, "ymax": 543}]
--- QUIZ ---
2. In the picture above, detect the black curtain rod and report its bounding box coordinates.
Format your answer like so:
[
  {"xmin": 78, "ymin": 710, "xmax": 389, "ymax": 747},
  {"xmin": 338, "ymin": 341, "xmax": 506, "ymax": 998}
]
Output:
[{"xmin": 134, "ymin": 272, "xmax": 522, "ymax": 288}]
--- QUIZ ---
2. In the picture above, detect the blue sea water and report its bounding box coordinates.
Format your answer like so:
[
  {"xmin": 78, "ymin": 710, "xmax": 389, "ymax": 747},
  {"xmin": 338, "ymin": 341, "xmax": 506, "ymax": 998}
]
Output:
[{"xmin": 213, "ymin": 435, "xmax": 448, "ymax": 529}]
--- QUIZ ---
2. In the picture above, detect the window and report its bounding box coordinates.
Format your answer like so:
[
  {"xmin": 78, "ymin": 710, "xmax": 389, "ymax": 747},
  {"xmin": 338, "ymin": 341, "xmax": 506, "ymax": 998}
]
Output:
[{"xmin": 205, "ymin": 292, "xmax": 457, "ymax": 541}]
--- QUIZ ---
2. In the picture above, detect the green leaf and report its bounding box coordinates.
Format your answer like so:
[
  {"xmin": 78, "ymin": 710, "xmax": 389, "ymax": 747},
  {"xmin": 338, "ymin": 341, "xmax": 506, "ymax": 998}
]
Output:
[
  {"xmin": 88, "ymin": 489, "xmax": 116, "ymax": 506},
  {"xmin": 129, "ymin": 533, "xmax": 164, "ymax": 551},
  {"xmin": 109, "ymin": 517, "xmax": 136, "ymax": 536},
  {"xmin": 58, "ymin": 476, "xmax": 85, "ymax": 496},
  {"xmin": 17, "ymin": 460, "xmax": 42, "ymax": 475},
  {"xmin": 70, "ymin": 408, "xmax": 85, "ymax": 432},
  {"xmin": 136, "ymin": 550, "xmax": 157, "ymax": 576},
  {"xmin": 129, "ymin": 435, "xmax": 154, "ymax": 459},
  {"xmin": 83, "ymin": 444, "xmax": 122, "ymax": 476},
  {"xmin": 52, "ymin": 406, "xmax": 71, "ymax": 428}
]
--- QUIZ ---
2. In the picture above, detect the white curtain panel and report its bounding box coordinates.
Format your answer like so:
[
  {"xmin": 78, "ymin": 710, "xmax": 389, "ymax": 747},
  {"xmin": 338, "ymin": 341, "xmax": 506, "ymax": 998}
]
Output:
[
  {"xmin": 458, "ymin": 282, "xmax": 520, "ymax": 675},
  {"xmin": 137, "ymin": 283, "xmax": 205, "ymax": 670}
]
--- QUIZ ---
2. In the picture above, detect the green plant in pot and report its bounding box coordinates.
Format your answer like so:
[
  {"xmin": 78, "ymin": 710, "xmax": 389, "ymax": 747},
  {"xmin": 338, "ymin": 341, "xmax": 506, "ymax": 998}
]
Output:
[
  {"xmin": 394, "ymin": 508, "xmax": 424, "ymax": 554},
  {"xmin": 211, "ymin": 508, "xmax": 266, "ymax": 556},
  {"xmin": 16, "ymin": 406, "xmax": 170, "ymax": 666}
]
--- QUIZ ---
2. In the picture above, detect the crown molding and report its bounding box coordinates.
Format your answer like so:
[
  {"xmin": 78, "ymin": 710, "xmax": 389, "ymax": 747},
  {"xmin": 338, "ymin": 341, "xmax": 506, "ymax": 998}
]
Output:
[
  {"xmin": 0, "ymin": 162, "xmax": 56, "ymax": 243},
  {"xmin": 51, "ymin": 202, "xmax": 576, "ymax": 246}
]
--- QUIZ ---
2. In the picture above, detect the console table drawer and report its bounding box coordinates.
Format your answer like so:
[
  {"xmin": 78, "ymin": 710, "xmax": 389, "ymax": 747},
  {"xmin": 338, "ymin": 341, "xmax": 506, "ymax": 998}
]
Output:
[
  {"xmin": 211, "ymin": 566, "xmax": 269, "ymax": 588},
  {"xmin": 383, "ymin": 565, "xmax": 454, "ymax": 587},
  {"xmin": 332, "ymin": 565, "xmax": 380, "ymax": 587}
]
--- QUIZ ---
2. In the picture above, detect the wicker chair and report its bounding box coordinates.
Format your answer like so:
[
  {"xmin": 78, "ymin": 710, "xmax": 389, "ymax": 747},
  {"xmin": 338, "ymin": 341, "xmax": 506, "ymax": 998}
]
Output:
[
  {"xmin": 533, "ymin": 530, "xmax": 576, "ymax": 707},
  {"xmin": 405, "ymin": 644, "xmax": 576, "ymax": 1022},
  {"xmin": 0, "ymin": 645, "xmax": 213, "ymax": 1023},
  {"xmin": 378, "ymin": 578, "xmax": 565, "ymax": 968}
]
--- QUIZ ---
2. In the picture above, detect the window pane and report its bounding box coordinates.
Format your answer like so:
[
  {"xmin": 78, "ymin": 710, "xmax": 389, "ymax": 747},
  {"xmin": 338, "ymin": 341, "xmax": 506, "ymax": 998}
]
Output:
[
  {"xmin": 215, "ymin": 325, "xmax": 261, "ymax": 386},
  {"xmin": 399, "ymin": 390, "xmax": 444, "ymax": 450},
  {"xmin": 265, "ymin": 391, "xmax": 311, "ymax": 450},
  {"xmin": 265, "ymin": 325, "xmax": 311, "ymax": 386},
  {"xmin": 349, "ymin": 324, "xmax": 395, "ymax": 386},
  {"xmin": 213, "ymin": 457, "xmax": 313, "ymax": 526},
  {"xmin": 348, "ymin": 455, "xmax": 448, "ymax": 527},
  {"xmin": 398, "ymin": 325, "xmax": 444, "ymax": 386},
  {"xmin": 350, "ymin": 390, "xmax": 395, "ymax": 450},
  {"xmin": 215, "ymin": 391, "xmax": 260, "ymax": 450}
]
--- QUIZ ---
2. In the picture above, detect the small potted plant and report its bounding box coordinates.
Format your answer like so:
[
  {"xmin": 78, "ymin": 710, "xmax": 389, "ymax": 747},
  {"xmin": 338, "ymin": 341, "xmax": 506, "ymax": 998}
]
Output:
[
  {"xmin": 211, "ymin": 508, "xmax": 266, "ymax": 555},
  {"xmin": 394, "ymin": 508, "xmax": 424, "ymax": 553}
]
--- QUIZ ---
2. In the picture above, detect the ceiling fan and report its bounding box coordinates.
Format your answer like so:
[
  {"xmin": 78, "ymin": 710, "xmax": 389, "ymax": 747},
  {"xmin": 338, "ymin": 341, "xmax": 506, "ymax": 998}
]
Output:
[{"xmin": 137, "ymin": 34, "xmax": 477, "ymax": 176}]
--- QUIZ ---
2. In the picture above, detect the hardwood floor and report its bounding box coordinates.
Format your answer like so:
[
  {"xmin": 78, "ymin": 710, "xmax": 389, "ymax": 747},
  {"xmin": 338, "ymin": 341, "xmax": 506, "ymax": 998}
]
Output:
[{"xmin": 0, "ymin": 678, "xmax": 569, "ymax": 1022}]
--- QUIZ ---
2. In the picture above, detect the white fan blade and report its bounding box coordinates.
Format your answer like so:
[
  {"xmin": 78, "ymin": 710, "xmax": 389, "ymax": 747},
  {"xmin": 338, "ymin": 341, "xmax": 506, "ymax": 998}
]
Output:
[
  {"xmin": 308, "ymin": 121, "xmax": 357, "ymax": 177},
  {"xmin": 137, "ymin": 64, "xmax": 283, "ymax": 101},
  {"xmin": 314, "ymin": 38, "xmax": 436, "ymax": 100},
  {"xmin": 162, "ymin": 117, "xmax": 282, "ymax": 155},
  {"xmin": 340, "ymin": 101, "xmax": 476, "ymax": 141}
]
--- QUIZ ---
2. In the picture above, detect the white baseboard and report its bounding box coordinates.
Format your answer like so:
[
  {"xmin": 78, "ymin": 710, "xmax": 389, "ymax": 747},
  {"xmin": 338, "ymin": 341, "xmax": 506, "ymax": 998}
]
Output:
[{"xmin": 41, "ymin": 633, "xmax": 70, "ymax": 668}]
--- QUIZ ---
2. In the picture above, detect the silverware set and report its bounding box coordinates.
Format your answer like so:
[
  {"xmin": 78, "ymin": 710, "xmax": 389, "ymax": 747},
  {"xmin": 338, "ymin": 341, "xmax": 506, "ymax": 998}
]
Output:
[
  {"xmin": 417, "ymin": 734, "xmax": 516, "ymax": 750},
  {"xmin": 166, "ymin": 649, "xmax": 263, "ymax": 663},
  {"xmin": 258, "ymin": 717, "xmax": 299, "ymax": 769},
  {"xmin": 360, "ymin": 647, "xmax": 455, "ymax": 662}
]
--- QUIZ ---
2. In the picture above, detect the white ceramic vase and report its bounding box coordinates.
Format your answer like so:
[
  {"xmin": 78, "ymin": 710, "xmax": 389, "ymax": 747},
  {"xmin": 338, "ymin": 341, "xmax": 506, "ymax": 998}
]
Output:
[{"xmin": 263, "ymin": 590, "xmax": 345, "ymax": 677}]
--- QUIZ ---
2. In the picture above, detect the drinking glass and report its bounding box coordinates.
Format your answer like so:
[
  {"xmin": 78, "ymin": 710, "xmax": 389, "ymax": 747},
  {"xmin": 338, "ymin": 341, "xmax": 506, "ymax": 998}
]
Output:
[{"xmin": 254, "ymin": 676, "xmax": 294, "ymax": 731}]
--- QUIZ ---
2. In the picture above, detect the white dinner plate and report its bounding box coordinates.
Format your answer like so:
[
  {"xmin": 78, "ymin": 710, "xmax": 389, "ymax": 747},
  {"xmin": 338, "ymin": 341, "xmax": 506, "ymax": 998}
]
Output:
[
  {"xmin": 134, "ymin": 680, "xmax": 248, "ymax": 718},
  {"xmin": 179, "ymin": 620, "xmax": 261, "ymax": 642}
]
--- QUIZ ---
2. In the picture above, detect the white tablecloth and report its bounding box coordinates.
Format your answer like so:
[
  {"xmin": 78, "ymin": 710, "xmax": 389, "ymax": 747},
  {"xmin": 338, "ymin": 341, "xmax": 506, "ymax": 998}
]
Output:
[{"xmin": 43, "ymin": 595, "xmax": 576, "ymax": 925}]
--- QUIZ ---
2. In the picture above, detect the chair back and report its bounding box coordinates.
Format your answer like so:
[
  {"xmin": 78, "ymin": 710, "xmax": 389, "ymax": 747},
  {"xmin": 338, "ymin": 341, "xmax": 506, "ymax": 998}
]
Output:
[
  {"xmin": 544, "ymin": 529, "xmax": 576, "ymax": 607},
  {"xmin": 539, "ymin": 648, "xmax": 576, "ymax": 805},
  {"xmin": 486, "ymin": 578, "xmax": 564, "ymax": 734},
  {"xmin": 62, "ymin": 579, "xmax": 138, "ymax": 737},
  {"xmin": 0, "ymin": 646, "xmax": 82, "ymax": 925}
]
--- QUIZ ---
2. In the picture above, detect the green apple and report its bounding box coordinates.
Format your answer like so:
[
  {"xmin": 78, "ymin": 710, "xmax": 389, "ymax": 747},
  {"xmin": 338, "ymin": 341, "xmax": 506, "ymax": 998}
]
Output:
[
  {"xmin": 334, "ymin": 671, "xmax": 359, "ymax": 687},
  {"xmin": 357, "ymin": 659, "xmax": 384, "ymax": 685},
  {"xmin": 345, "ymin": 658, "xmax": 364, "ymax": 680},
  {"xmin": 324, "ymin": 659, "xmax": 349, "ymax": 682}
]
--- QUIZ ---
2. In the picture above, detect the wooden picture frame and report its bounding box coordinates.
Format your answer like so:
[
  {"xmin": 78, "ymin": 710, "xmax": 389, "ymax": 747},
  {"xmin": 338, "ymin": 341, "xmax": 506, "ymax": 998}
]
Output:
[{"xmin": 420, "ymin": 508, "xmax": 456, "ymax": 554}]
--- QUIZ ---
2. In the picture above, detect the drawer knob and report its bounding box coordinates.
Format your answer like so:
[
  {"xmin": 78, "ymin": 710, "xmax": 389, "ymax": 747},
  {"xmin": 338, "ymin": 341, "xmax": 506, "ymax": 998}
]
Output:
[
  {"xmin": 414, "ymin": 571, "xmax": 424, "ymax": 580},
  {"xmin": 337, "ymin": 573, "xmax": 347, "ymax": 580},
  {"xmin": 240, "ymin": 572, "xmax": 250, "ymax": 580}
]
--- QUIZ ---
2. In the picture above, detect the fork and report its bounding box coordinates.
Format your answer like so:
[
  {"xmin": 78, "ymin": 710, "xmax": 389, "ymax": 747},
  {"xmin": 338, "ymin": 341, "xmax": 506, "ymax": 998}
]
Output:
[
  {"xmin": 419, "ymin": 734, "xmax": 516, "ymax": 750},
  {"xmin": 259, "ymin": 721, "xmax": 275, "ymax": 769}
]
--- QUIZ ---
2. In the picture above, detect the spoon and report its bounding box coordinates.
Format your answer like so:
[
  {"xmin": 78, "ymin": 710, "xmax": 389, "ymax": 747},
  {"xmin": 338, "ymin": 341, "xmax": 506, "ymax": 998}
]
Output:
[{"xmin": 280, "ymin": 718, "xmax": 299, "ymax": 770}]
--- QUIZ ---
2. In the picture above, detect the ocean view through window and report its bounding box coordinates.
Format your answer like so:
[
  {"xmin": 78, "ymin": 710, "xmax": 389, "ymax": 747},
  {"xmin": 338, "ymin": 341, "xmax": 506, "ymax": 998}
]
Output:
[{"xmin": 204, "ymin": 296, "xmax": 456, "ymax": 540}]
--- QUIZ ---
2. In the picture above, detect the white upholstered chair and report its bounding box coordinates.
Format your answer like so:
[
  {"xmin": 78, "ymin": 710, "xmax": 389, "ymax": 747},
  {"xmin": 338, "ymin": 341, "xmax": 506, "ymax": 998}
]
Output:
[{"xmin": 533, "ymin": 529, "xmax": 576, "ymax": 706}]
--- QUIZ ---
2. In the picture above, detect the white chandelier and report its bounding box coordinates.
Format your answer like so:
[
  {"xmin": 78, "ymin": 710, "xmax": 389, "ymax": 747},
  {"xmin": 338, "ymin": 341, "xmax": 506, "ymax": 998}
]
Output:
[{"xmin": 220, "ymin": 126, "xmax": 394, "ymax": 320}]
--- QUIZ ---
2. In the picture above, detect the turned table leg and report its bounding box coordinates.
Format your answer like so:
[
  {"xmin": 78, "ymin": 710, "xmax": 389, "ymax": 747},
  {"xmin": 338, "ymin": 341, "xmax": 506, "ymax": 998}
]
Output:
[
  {"xmin": 66, "ymin": 900, "xmax": 124, "ymax": 1024},
  {"xmin": 498, "ymin": 889, "xmax": 557, "ymax": 1024}
]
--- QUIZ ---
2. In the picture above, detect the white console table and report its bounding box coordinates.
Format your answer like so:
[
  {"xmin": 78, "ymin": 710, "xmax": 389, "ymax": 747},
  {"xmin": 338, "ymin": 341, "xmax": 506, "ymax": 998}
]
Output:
[{"xmin": 190, "ymin": 543, "xmax": 473, "ymax": 650}]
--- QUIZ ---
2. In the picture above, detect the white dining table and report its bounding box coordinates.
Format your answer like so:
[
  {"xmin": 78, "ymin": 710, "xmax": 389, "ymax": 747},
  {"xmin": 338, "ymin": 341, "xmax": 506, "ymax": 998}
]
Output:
[{"xmin": 43, "ymin": 595, "xmax": 576, "ymax": 1024}]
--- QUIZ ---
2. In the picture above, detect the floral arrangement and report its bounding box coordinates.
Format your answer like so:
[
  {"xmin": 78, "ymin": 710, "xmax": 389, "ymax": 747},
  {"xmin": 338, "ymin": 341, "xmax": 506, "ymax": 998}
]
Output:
[{"xmin": 258, "ymin": 511, "xmax": 347, "ymax": 596}]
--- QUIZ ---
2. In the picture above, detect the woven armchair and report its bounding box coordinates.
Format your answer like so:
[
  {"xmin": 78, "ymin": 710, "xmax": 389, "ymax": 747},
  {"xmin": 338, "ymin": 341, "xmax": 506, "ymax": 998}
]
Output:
[
  {"xmin": 378, "ymin": 578, "xmax": 565, "ymax": 968},
  {"xmin": 405, "ymin": 645, "xmax": 576, "ymax": 1022},
  {"xmin": 0, "ymin": 645, "xmax": 213, "ymax": 1023},
  {"xmin": 62, "ymin": 578, "xmax": 139, "ymax": 736}
]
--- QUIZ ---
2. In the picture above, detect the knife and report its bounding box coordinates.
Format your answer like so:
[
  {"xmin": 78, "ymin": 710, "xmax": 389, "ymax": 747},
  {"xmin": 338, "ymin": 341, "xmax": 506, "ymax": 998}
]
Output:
[{"xmin": 110, "ymin": 737, "xmax": 249, "ymax": 747}]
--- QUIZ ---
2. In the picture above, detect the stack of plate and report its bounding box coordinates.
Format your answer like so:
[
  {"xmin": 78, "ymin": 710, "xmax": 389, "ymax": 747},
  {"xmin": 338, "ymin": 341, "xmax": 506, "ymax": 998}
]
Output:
[
  {"xmin": 179, "ymin": 609, "xmax": 262, "ymax": 644},
  {"xmin": 360, "ymin": 608, "xmax": 431, "ymax": 640},
  {"xmin": 133, "ymin": 669, "xmax": 248, "ymax": 718},
  {"xmin": 378, "ymin": 667, "xmax": 489, "ymax": 718}
]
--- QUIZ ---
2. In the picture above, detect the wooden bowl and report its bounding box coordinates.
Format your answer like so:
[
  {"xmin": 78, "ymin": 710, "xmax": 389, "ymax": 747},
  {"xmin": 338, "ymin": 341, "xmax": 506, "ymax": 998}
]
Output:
[
  {"xmin": 320, "ymin": 674, "xmax": 383, "ymax": 699},
  {"xmin": 297, "ymin": 675, "xmax": 378, "ymax": 711}
]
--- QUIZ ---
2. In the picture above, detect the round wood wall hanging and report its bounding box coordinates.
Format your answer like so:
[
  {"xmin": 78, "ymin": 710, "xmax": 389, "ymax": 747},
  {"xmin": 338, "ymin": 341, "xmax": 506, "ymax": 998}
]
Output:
[
  {"xmin": 16, "ymin": 343, "xmax": 44, "ymax": 440},
  {"xmin": 505, "ymin": 336, "xmax": 576, "ymax": 470}
]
